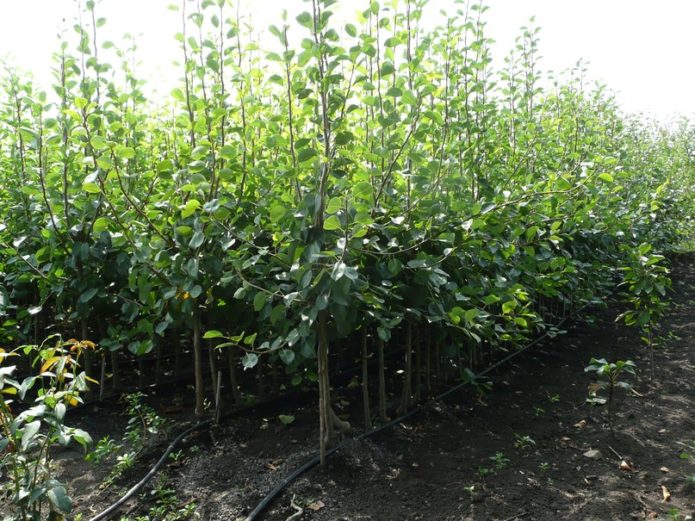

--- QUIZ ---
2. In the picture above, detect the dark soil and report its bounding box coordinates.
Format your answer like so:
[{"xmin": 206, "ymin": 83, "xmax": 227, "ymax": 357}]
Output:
[{"xmin": 61, "ymin": 256, "xmax": 695, "ymax": 521}]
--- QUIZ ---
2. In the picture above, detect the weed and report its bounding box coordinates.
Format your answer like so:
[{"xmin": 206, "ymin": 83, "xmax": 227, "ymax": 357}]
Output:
[
  {"xmin": 86, "ymin": 436, "xmax": 123, "ymax": 465},
  {"xmin": 490, "ymin": 452, "xmax": 510, "ymax": 470},
  {"xmin": 514, "ymin": 434, "xmax": 536, "ymax": 451}
]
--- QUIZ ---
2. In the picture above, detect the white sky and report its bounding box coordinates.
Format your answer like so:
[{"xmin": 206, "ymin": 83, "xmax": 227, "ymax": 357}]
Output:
[{"xmin": 1, "ymin": 0, "xmax": 693, "ymax": 121}]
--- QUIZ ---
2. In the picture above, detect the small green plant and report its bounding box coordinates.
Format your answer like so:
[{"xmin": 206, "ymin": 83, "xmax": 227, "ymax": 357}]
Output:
[
  {"xmin": 100, "ymin": 393, "xmax": 169, "ymax": 488},
  {"xmin": 462, "ymin": 368, "xmax": 493, "ymax": 398},
  {"xmin": 476, "ymin": 466, "xmax": 491, "ymax": 478},
  {"xmin": 534, "ymin": 406, "xmax": 546, "ymax": 416},
  {"xmin": 514, "ymin": 434, "xmax": 536, "ymax": 451},
  {"xmin": 489, "ymin": 452, "xmax": 510, "ymax": 470},
  {"xmin": 617, "ymin": 244, "xmax": 671, "ymax": 382},
  {"xmin": 168, "ymin": 450, "xmax": 184, "ymax": 463},
  {"xmin": 86, "ymin": 435, "xmax": 123, "ymax": 465},
  {"xmin": 538, "ymin": 462, "xmax": 550, "ymax": 472},
  {"xmin": 585, "ymin": 358, "xmax": 636, "ymax": 433},
  {"xmin": 124, "ymin": 392, "xmax": 168, "ymax": 446},
  {"xmin": 116, "ymin": 476, "xmax": 197, "ymax": 521},
  {"xmin": 0, "ymin": 337, "xmax": 95, "ymax": 521}
]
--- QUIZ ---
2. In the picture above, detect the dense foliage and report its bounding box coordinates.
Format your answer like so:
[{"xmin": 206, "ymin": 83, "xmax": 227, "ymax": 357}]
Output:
[{"xmin": 0, "ymin": 0, "xmax": 693, "ymax": 462}]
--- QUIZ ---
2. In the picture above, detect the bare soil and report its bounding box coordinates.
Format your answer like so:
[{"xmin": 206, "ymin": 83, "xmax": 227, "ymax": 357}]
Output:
[{"xmin": 60, "ymin": 255, "xmax": 695, "ymax": 521}]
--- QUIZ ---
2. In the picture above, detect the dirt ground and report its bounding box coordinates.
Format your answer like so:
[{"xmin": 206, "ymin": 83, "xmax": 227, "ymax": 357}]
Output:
[{"xmin": 61, "ymin": 255, "xmax": 695, "ymax": 521}]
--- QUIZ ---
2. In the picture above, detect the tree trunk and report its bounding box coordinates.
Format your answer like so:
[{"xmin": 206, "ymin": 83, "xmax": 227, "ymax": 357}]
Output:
[
  {"xmin": 208, "ymin": 345, "xmax": 218, "ymax": 400},
  {"xmin": 361, "ymin": 329, "xmax": 372, "ymax": 430},
  {"xmin": 318, "ymin": 310, "xmax": 332, "ymax": 465},
  {"xmin": 415, "ymin": 329, "xmax": 422, "ymax": 401},
  {"xmin": 425, "ymin": 334, "xmax": 432, "ymax": 396},
  {"xmin": 174, "ymin": 336, "xmax": 182, "ymax": 377},
  {"xmin": 110, "ymin": 350, "xmax": 120, "ymax": 391},
  {"xmin": 99, "ymin": 352, "xmax": 106, "ymax": 401},
  {"xmin": 193, "ymin": 304, "xmax": 205, "ymax": 418},
  {"xmin": 400, "ymin": 323, "xmax": 413, "ymax": 413},
  {"xmin": 155, "ymin": 344, "xmax": 162, "ymax": 384},
  {"xmin": 228, "ymin": 348, "xmax": 243, "ymax": 406},
  {"xmin": 378, "ymin": 337, "xmax": 387, "ymax": 422}
]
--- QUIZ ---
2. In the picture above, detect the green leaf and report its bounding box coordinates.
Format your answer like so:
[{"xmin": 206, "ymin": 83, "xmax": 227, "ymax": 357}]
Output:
[
  {"xmin": 181, "ymin": 199, "xmax": 201, "ymax": 218},
  {"xmin": 203, "ymin": 330, "xmax": 225, "ymax": 339},
  {"xmin": 47, "ymin": 486, "xmax": 72, "ymax": 513},
  {"xmin": 92, "ymin": 217, "xmax": 109, "ymax": 233},
  {"xmin": 297, "ymin": 147, "xmax": 318, "ymax": 163},
  {"xmin": 83, "ymin": 182, "xmax": 101, "ymax": 194},
  {"xmin": 278, "ymin": 414, "xmax": 295, "ymax": 425},
  {"xmin": 352, "ymin": 181, "xmax": 373, "ymax": 200},
  {"xmin": 296, "ymin": 11, "xmax": 313, "ymax": 28},
  {"xmin": 90, "ymin": 135, "xmax": 109, "ymax": 150},
  {"xmin": 114, "ymin": 145, "xmax": 135, "ymax": 160},
  {"xmin": 79, "ymin": 288, "xmax": 98, "ymax": 303},
  {"xmin": 502, "ymin": 300, "xmax": 517, "ymax": 315},
  {"xmin": 279, "ymin": 348, "xmax": 295, "ymax": 365},
  {"xmin": 21, "ymin": 420, "xmax": 41, "ymax": 451},
  {"xmin": 253, "ymin": 292, "xmax": 267, "ymax": 312},
  {"xmin": 598, "ymin": 173, "xmax": 614, "ymax": 183},
  {"xmin": 323, "ymin": 215, "xmax": 342, "ymax": 231},
  {"xmin": 189, "ymin": 230, "xmax": 205, "ymax": 249},
  {"xmin": 269, "ymin": 203, "xmax": 287, "ymax": 222},
  {"xmin": 242, "ymin": 352, "xmax": 259, "ymax": 370}
]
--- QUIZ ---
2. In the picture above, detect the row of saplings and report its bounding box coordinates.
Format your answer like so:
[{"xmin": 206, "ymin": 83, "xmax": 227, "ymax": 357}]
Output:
[{"xmin": 0, "ymin": 243, "xmax": 672, "ymax": 520}]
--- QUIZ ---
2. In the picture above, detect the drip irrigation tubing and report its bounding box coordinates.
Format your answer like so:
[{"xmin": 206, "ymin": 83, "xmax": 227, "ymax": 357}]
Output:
[{"xmin": 86, "ymin": 306, "xmax": 583, "ymax": 521}]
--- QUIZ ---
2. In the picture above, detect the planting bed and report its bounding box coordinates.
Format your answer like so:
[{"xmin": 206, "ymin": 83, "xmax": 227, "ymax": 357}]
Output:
[{"xmin": 54, "ymin": 254, "xmax": 695, "ymax": 521}]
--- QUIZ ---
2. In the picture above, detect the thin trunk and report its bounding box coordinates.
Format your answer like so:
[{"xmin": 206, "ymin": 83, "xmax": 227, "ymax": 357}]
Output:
[
  {"xmin": 400, "ymin": 323, "xmax": 413, "ymax": 413},
  {"xmin": 362, "ymin": 329, "xmax": 372, "ymax": 430},
  {"xmin": 228, "ymin": 348, "xmax": 243, "ymax": 406},
  {"xmin": 138, "ymin": 358, "xmax": 145, "ymax": 389},
  {"xmin": 174, "ymin": 338, "xmax": 182, "ymax": 377},
  {"xmin": 193, "ymin": 304, "xmax": 205, "ymax": 418},
  {"xmin": 318, "ymin": 310, "xmax": 332, "ymax": 465},
  {"xmin": 271, "ymin": 362, "xmax": 279, "ymax": 397},
  {"xmin": 110, "ymin": 350, "xmax": 120, "ymax": 391},
  {"xmin": 214, "ymin": 370, "xmax": 222, "ymax": 425},
  {"xmin": 378, "ymin": 338, "xmax": 387, "ymax": 422},
  {"xmin": 99, "ymin": 352, "xmax": 106, "ymax": 402},
  {"xmin": 415, "ymin": 330, "xmax": 422, "ymax": 401},
  {"xmin": 155, "ymin": 344, "xmax": 162, "ymax": 384},
  {"xmin": 257, "ymin": 361, "xmax": 265, "ymax": 399},
  {"xmin": 425, "ymin": 335, "xmax": 432, "ymax": 396},
  {"xmin": 209, "ymin": 345, "xmax": 219, "ymax": 399}
]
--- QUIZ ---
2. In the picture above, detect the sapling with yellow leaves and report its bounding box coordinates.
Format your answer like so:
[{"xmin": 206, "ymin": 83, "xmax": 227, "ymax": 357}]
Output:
[{"xmin": 0, "ymin": 336, "xmax": 95, "ymax": 521}]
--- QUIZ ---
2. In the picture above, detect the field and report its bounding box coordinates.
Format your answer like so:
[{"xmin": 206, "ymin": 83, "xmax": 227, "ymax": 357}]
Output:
[{"xmin": 0, "ymin": 0, "xmax": 693, "ymax": 520}]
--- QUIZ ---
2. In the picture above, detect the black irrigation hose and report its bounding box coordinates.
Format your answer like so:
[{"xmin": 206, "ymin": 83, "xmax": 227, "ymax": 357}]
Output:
[{"xmin": 244, "ymin": 312, "xmax": 583, "ymax": 521}]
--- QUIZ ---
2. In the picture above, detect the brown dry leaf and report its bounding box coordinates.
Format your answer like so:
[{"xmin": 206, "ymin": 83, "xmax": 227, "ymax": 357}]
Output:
[
  {"xmin": 574, "ymin": 420, "xmax": 587, "ymax": 429},
  {"xmin": 587, "ymin": 382, "xmax": 602, "ymax": 394},
  {"xmin": 307, "ymin": 501, "xmax": 325, "ymax": 511},
  {"xmin": 661, "ymin": 485, "xmax": 671, "ymax": 502},
  {"xmin": 619, "ymin": 460, "xmax": 637, "ymax": 472},
  {"xmin": 265, "ymin": 462, "xmax": 278, "ymax": 471},
  {"xmin": 659, "ymin": 466, "xmax": 669, "ymax": 473}
]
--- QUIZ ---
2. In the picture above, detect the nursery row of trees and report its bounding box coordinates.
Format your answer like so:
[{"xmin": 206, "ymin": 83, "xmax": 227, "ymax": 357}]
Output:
[{"xmin": 0, "ymin": 0, "xmax": 693, "ymax": 464}]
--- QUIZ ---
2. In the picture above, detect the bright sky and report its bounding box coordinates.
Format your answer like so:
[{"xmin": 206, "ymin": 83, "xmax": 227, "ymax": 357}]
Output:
[{"xmin": 1, "ymin": 0, "xmax": 693, "ymax": 121}]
